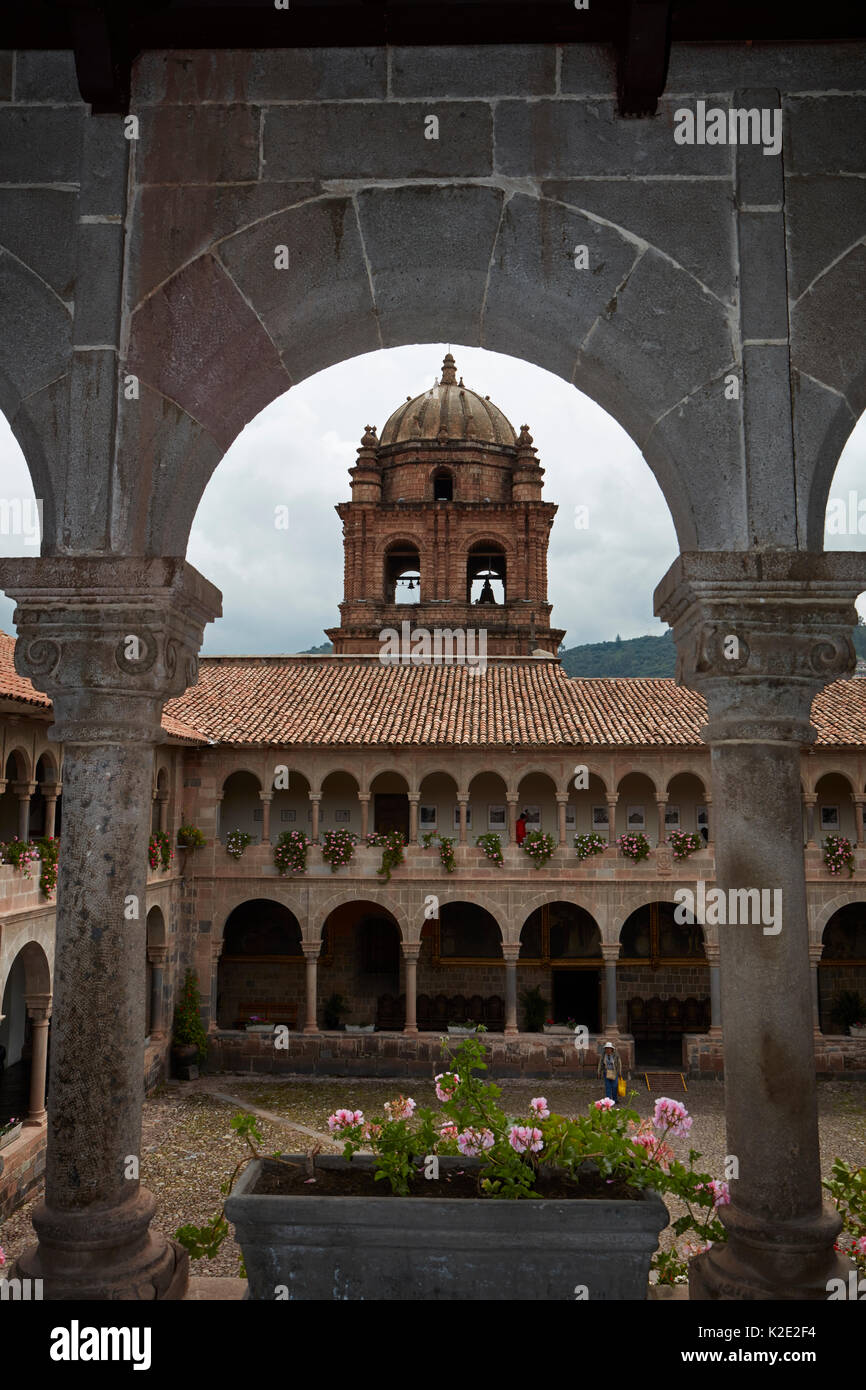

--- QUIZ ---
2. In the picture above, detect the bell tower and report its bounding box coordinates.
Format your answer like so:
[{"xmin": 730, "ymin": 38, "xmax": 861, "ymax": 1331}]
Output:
[{"xmin": 326, "ymin": 354, "xmax": 565, "ymax": 657}]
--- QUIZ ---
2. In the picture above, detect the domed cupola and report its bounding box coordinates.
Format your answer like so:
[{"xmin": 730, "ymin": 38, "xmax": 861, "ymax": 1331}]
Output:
[{"xmin": 379, "ymin": 354, "xmax": 518, "ymax": 448}]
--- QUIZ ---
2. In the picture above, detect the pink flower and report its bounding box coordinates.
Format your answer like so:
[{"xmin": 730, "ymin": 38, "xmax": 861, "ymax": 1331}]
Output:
[
  {"xmin": 384, "ymin": 1096, "xmax": 416, "ymax": 1122},
  {"xmin": 594, "ymin": 1097, "xmax": 615, "ymax": 1111},
  {"xmin": 439, "ymin": 1121, "xmax": 459, "ymax": 1140},
  {"xmin": 652, "ymin": 1097, "xmax": 693, "ymax": 1138},
  {"xmin": 327, "ymin": 1108, "xmax": 364, "ymax": 1133},
  {"xmin": 457, "ymin": 1127, "xmax": 494, "ymax": 1156},
  {"xmin": 434, "ymin": 1072, "xmax": 460, "ymax": 1102},
  {"xmin": 529, "ymin": 1097, "xmax": 550, "ymax": 1120},
  {"xmin": 0, "ymin": 1246, "xmax": 4, "ymax": 1267},
  {"xmin": 509, "ymin": 1125, "xmax": 543, "ymax": 1154},
  {"xmin": 855, "ymin": 1236, "xmax": 866, "ymax": 1256},
  {"xmin": 705, "ymin": 1179, "xmax": 730, "ymax": 1207},
  {"xmin": 361, "ymin": 1121, "xmax": 382, "ymax": 1141}
]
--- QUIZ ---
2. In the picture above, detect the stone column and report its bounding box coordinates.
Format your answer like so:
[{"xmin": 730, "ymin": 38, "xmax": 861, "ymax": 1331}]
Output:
[
  {"xmin": 43, "ymin": 785, "xmax": 59, "ymax": 839},
  {"xmin": 24, "ymin": 994, "xmax": 52, "ymax": 1127},
  {"xmin": 851, "ymin": 795, "xmax": 865, "ymax": 849},
  {"xmin": 259, "ymin": 791, "xmax": 272, "ymax": 845},
  {"xmin": 209, "ymin": 939, "xmax": 222, "ymax": 1032},
  {"xmin": 502, "ymin": 943, "xmax": 520, "ymax": 1036},
  {"xmin": 555, "ymin": 793, "xmax": 568, "ymax": 848},
  {"xmin": 157, "ymin": 793, "xmax": 168, "ymax": 834},
  {"xmin": 704, "ymin": 795, "xmax": 714, "ymax": 850},
  {"xmin": 147, "ymin": 946, "xmax": 167, "ymax": 1040},
  {"xmin": 656, "ymin": 796, "xmax": 668, "ymax": 847},
  {"xmin": 0, "ymin": 555, "xmax": 220, "ymax": 1301},
  {"xmin": 507, "ymin": 794, "xmax": 518, "ymax": 843},
  {"xmin": 302, "ymin": 943, "xmax": 320, "ymax": 1033},
  {"xmin": 457, "ymin": 793, "xmax": 469, "ymax": 846},
  {"xmin": 601, "ymin": 945, "xmax": 620, "ymax": 1035},
  {"xmin": 706, "ymin": 948, "xmax": 722, "ymax": 1034},
  {"xmin": 809, "ymin": 946, "xmax": 823, "ymax": 1035},
  {"xmin": 309, "ymin": 793, "xmax": 321, "ymax": 843},
  {"xmin": 359, "ymin": 793, "xmax": 370, "ymax": 841},
  {"xmin": 803, "ymin": 793, "xmax": 817, "ymax": 848},
  {"xmin": 17, "ymin": 781, "xmax": 35, "ymax": 840},
  {"xmin": 655, "ymin": 550, "xmax": 865, "ymax": 1301},
  {"xmin": 402, "ymin": 942, "xmax": 420, "ymax": 1034},
  {"xmin": 606, "ymin": 794, "xmax": 618, "ymax": 845},
  {"xmin": 214, "ymin": 791, "xmax": 223, "ymax": 843},
  {"xmin": 408, "ymin": 793, "xmax": 420, "ymax": 846}
]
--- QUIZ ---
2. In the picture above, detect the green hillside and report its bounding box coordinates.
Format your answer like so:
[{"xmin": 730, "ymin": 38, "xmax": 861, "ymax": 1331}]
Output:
[{"xmin": 560, "ymin": 630, "xmax": 676, "ymax": 678}]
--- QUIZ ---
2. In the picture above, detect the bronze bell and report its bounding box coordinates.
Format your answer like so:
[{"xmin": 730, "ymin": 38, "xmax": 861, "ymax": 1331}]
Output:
[{"xmin": 477, "ymin": 576, "xmax": 496, "ymax": 604}]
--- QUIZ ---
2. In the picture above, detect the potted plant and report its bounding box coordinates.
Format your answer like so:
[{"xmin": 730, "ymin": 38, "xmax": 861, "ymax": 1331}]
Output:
[
  {"xmin": 177, "ymin": 821, "xmax": 207, "ymax": 850},
  {"xmin": 574, "ymin": 832, "xmax": 606, "ymax": 862},
  {"xmin": 446, "ymin": 1020, "xmax": 477, "ymax": 1035},
  {"xmin": 522, "ymin": 830, "xmax": 557, "ymax": 868},
  {"xmin": 274, "ymin": 829, "xmax": 310, "ymax": 876},
  {"xmin": 617, "ymin": 833, "xmax": 651, "ymax": 863},
  {"xmin": 519, "ymin": 985, "xmax": 548, "ymax": 1034},
  {"xmin": 218, "ymin": 1037, "xmax": 729, "ymax": 1301},
  {"xmin": 830, "ymin": 990, "xmax": 866, "ymax": 1037},
  {"xmin": 667, "ymin": 830, "xmax": 703, "ymax": 861},
  {"xmin": 171, "ymin": 970, "xmax": 208, "ymax": 1077},
  {"xmin": 475, "ymin": 832, "xmax": 504, "ymax": 866},
  {"xmin": 323, "ymin": 993, "xmax": 349, "ymax": 1031},
  {"xmin": 365, "ymin": 830, "xmax": 405, "ymax": 882},
  {"xmin": 148, "ymin": 830, "xmax": 173, "ymax": 872},
  {"xmin": 822, "ymin": 834, "xmax": 856, "ymax": 876},
  {"xmin": 34, "ymin": 834, "xmax": 59, "ymax": 898},
  {"xmin": 0, "ymin": 1115, "xmax": 22, "ymax": 1150},
  {"xmin": 321, "ymin": 828, "xmax": 358, "ymax": 872},
  {"xmin": 246, "ymin": 1015, "xmax": 274, "ymax": 1034},
  {"xmin": 543, "ymin": 1016, "xmax": 577, "ymax": 1036},
  {"xmin": 226, "ymin": 829, "xmax": 253, "ymax": 861},
  {"xmin": 345, "ymin": 1022, "xmax": 375, "ymax": 1033}
]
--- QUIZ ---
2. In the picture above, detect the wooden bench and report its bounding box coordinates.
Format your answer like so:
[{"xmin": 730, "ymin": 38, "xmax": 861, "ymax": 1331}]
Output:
[{"xmin": 233, "ymin": 999, "xmax": 298, "ymax": 1029}]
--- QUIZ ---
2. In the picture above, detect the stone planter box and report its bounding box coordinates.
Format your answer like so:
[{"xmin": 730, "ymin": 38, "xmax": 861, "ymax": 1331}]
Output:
[
  {"xmin": 246, "ymin": 1024, "xmax": 274, "ymax": 1034},
  {"xmin": 446, "ymin": 1026, "xmax": 476, "ymax": 1035},
  {"xmin": 345, "ymin": 1024, "xmax": 374, "ymax": 1033},
  {"xmin": 226, "ymin": 1155, "xmax": 668, "ymax": 1301},
  {"xmin": 0, "ymin": 1122, "xmax": 22, "ymax": 1150},
  {"xmin": 543, "ymin": 1026, "xmax": 574, "ymax": 1036},
  {"xmin": 850, "ymin": 1025, "xmax": 866, "ymax": 1038}
]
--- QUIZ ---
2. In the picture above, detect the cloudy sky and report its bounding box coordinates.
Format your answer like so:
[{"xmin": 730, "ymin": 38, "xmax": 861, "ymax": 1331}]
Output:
[{"xmin": 0, "ymin": 342, "xmax": 864, "ymax": 656}]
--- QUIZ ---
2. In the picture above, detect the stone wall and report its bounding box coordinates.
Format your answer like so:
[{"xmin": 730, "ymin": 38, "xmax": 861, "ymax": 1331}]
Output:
[{"xmin": 615, "ymin": 963, "xmax": 711, "ymax": 1030}]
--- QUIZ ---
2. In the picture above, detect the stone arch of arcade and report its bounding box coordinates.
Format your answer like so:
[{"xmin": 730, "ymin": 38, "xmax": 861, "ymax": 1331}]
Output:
[
  {"xmin": 2, "ymin": 39, "xmax": 866, "ymax": 1302},
  {"xmin": 0, "ymin": 937, "xmax": 52, "ymax": 1130}
]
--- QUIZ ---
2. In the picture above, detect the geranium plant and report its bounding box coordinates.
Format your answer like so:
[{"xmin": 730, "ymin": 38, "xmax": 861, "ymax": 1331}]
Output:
[
  {"xmin": 149, "ymin": 830, "xmax": 173, "ymax": 872},
  {"xmin": 225, "ymin": 829, "xmax": 252, "ymax": 861},
  {"xmin": 668, "ymin": 830, "xmax": 703, "ymax": 861},
  {"xmin": 321, "ymin": 827, "xmax": 358, "ymax": 872},
  {"xmin": 618, "ymin": 832, "xmax": 650, "ymax": 863},
  {"xmin": 522, "ymin": 829, "xmax": 556, "ymax": 868},
  {"xmin": 274, "ymin": 829, "xmax": 311, "ymax": 876},
  {"xmin": 178, "ymin": 822, "xmax": 206, "ymax": 850},
  {"xmin": 822, "ymin": 834, "xmax": 855, "ymax": 877},
  {"xmin": 575, "ymin": 832, "xmax": 607, "ymax": 861},
  {"xmin": 475, "ymin": 832, "xmax": 503, "ymax": 866},
  {"xmin": 366, "ymin": 830, "xmax": 405, "ymax": 882},
  {"xmin": 0, "ymin": 837, "xmax": 39, "ymax": 877},
  {"xmin": 422, "ymin": 832, "xmax": 456, "ymax": 873},
  {"xmin": 34, "ymin": 835, "xmax": 59, "ymax": 898},
  {"xmin": 824, "ymin": 1158, "xmax": 866, "ymax": 1275}
]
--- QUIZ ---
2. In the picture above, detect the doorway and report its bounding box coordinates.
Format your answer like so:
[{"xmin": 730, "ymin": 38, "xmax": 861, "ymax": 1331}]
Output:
[
  {"xmin": 552, "ymin": 969, "xmax": 600, "ymax": 1032},
  {"xmin": 374, "ymin": 793, "xmax": 409, "ymax": 838}
]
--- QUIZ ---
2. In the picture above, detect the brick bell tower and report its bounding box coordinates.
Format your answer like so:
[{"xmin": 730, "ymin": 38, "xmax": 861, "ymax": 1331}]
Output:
[{"xmin": 326, "ymin": 353, "xmax": 565, "ymax": 657}]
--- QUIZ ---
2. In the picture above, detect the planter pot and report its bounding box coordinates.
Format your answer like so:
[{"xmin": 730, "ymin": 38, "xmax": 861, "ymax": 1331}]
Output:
[
  {"xmin": 446, "ymin": 1026, "xmax": 476, "ymax": 1035},
  {"xmin": 226, "ymin": 1155, "xmax": 668, "ymax": 1301},
  {"xmin": 849, "ymin": 1025, "xmax": 866, "ymax": 1038},
  {"xmin": 543, "ymin": 1026, "xmax": 573, "ymax": 1036},
  {"xmin": 0, "ymin": 1121, "xmax": 22, "ymax": 1150},
  {"xmin": 345, "ymin": 1024, "xmax": 375, "ymax": 1033},
  {"xmin": 171, "ymin": 1043, "xmax": 200, "ymax": 1080},
  {"xmin": 246, "ymin": 1024, "xmax": 274, "ymax": 1034}
]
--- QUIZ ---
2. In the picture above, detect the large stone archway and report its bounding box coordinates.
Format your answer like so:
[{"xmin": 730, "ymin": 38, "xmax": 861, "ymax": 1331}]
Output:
[{"xmin": 2, "ymin": 37, "xmax": 866, "ymax": 1302}]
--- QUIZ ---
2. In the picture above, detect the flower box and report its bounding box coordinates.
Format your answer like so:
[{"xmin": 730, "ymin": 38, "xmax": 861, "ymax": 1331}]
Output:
[
  {"xmin": 246, "ymin": 1024, "xmax": 274, "ymax": 1034},
  {"xmin": 0, "ymin": 1121, "xmax": 23, "ymax": 1150},
  {"xmin": 225, "ymin": 1154, "xmax": 668, "ymax": 1301},
  {"xmin": 849, "ymin": 1025, "xmax": 866, "ymax": 1039},
  {"xmin": 543, "ymin": 1025, "xmax": 573, "ymax": 1036},
  {"xmin": 446, "ymin": 1026, "xmax": 476, "ymax": 1035},
  {"xmin": 344, "ymin": 1024, "xmax": 375, "ymax": 1033}
]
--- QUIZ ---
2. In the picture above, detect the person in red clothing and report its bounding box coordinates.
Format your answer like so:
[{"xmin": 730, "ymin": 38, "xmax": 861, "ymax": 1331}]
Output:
[{"xmin": 515, "ymin": 810, "xmax": 528, "ymax": 845}]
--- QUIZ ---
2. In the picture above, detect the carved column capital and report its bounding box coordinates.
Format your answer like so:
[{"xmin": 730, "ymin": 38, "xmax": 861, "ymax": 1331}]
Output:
[
  {"xmin": 25, "ymin": 992, "xmax": 53, "ymax": 1022},
  {"xmin": 500, "ymin": 943, "xmax": 521, "ymax": 962},
  {"xmin": 655, "ymin": 552, "xmax": 866, "ymax": 744},
  {"xmin": 0, "ymin": 557, "xmax": 222, "ymax": 744}
]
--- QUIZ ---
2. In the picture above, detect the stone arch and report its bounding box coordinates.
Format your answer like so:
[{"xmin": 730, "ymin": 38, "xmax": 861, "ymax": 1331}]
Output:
[
  {"xmin": 311, "ymin": 888, "xmax": 410, "ymax": 945},
  {"xmin": 812, "ymin": 891, "xmax": 866, "ymax": 947},
  {"xmin": 4, "ymin": 746, "xmax": 32, "ymax": 783},
  {"xmin": 124, "ymin": 185, "xmax": 739, "ymax": 559},
  {"xmin": 219, "ymin": 766, "xmax": 264, "ymax": 793},
  {"xmin": 216, "ymin": 887, "xmax": 308, "ymax": 946}
]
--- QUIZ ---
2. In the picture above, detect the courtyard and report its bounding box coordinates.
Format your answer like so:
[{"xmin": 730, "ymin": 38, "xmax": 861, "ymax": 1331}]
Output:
[{"xmin": 3, "ymin": 1072, "xmax": 863, "ymax": 1283}]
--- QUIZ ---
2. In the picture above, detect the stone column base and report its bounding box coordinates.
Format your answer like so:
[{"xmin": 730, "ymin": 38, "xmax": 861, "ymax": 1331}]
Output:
[
  {"xmin": 14, "ymin": 1189, "xmax": 190, "ymax": 1301},
  {"xmin": 688, "ymin": 1206, "xmax": 849, "ymax": 1301}
]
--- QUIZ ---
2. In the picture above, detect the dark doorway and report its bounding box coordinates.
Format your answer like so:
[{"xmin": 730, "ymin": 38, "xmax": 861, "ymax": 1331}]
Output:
[
  {"xmin": 552, "ymin": 970, "xmax": 600, "ymax": 1031},
  {"xmin": 374, "ymin": 793, "xmax": 409, "ymax": 838}
]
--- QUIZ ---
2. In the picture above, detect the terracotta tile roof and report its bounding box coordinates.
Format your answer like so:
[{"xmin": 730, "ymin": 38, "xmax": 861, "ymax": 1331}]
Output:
[{"xmin": 2, "ymin": 630, "xmax": 865, "ymax": 749}]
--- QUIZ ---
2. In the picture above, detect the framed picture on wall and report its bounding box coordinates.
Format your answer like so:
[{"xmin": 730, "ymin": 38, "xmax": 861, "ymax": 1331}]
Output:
[
  {"xmin": 252, "ymin": 807, "xmax": 263, "ymax": 822},
  {"xmin": 523, "ymin": 805, "xmax": 541, "ymax": 828},
  {"xmin": 419, "ymin": 805, "xmax": 437, "ymax": 829},
  {"xmin": 565, "ymin": 806, "xmax": 576, "ymax": 829},
  {"xmin": 592, "ymin": 805, "xmax": 609, "ymax": 828},
  {"xmin": 665, "ymin": 805, "xmax": 680, "ymax": 828},
  {"xmin": 334, "ymin": 809, "xmax": 351, "ymax": 823},
  {"xmin": 488, "ymin": 804, "xmax": 506, "ymax": 830},
  {"xmin": 280, "ymin": 809, "xmax": 296, "ymax": 822},
  {"xmin": 627, "ymin": 806, "xmax": 645, "ymax": 830},
  {"xmin": 452, "ymin": 804, "xmax": 472, "ymax": 830},
  {"xmin": 820, "ymin": 805, "xmax": 840, "ymax": 831}
]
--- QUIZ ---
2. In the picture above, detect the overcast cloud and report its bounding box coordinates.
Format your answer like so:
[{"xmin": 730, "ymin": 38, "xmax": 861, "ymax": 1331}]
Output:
[{"xmin": 0, "ymin": 342, "xmax": 864, "ymax": 655}]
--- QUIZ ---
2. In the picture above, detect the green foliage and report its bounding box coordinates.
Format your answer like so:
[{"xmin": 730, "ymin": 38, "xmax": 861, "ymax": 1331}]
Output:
[
  {"xmin": 560, "ymin": 629, "xmax": 675, "ymax": 678},
  {"xmin": 34, "ymin": 835, "xmax": 59, "ymax": 898},
  {"xmin": 522, "ymin": 829, "xmax": 556, "ymax": 868},
  {"xmin": 274, "ymin": 829, "xmax": 310, "ymax": 875},
  {"xmin": 823, "ymin": 1158, "xmax": 866, "ymax": 1272},
  {"xmin": 149, "ymin": 830, "xmax": 173, "ymax": 872},
  {"xmin": 830, "ymin": 990, "xmax": 866, "ymax": 1031},
  {"xmin": 422, "ymin": 832, "xmax": 456, "ymax": 872},
  {"xmin": 519, "ymin": 985, "xmax": 548, "ymax": 1033},
  {"xmin": 321, "ymin": 828, "xmax": 358, "ymax": 871},
  {"xmin": 178, "ymin": 822, "xmax": 206, "ymax": 850},
  {"xmin": 225, "ymin": 829, "xmax": 252, "ymax": 860},
  {"xmin": 475, "ymin": 832, "xmax": 504, "ymax": 866},
  {"xmin": 175, "ymin": 1112, "xmax": 265, "ymax": 1271},
  {"xmin": 367, "ymin": 830, "xmax": 405, "ymax": 882},
  {"xmin": 575, "ymin": 832, "xmax": 607, "ymax": 861},
  {"xmin": 323, "ymin": 993, "xmax": 349, "ymax": 1029},
  {"xmin": 172, "ymin": 969, "xmax": 208, "ymax": 1060}
]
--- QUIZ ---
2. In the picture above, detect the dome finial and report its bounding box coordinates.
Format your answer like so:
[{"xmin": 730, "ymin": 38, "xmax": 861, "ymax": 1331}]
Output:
[{"xmin": 440, "ymin": 352, "xmax": 457, "ymax": 386}]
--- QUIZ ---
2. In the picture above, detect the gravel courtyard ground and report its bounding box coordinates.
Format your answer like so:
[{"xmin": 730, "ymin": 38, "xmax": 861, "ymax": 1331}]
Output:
[{"xmin": 2, "ymin": 1075, "xmax": 864, "ymax": 1279}]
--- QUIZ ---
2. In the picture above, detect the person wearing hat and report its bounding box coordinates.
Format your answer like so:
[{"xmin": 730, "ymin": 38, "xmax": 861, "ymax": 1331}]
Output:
[{"xmin": 597, "ymin": 1040, "xmax": 623, "ymax": 1103}]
